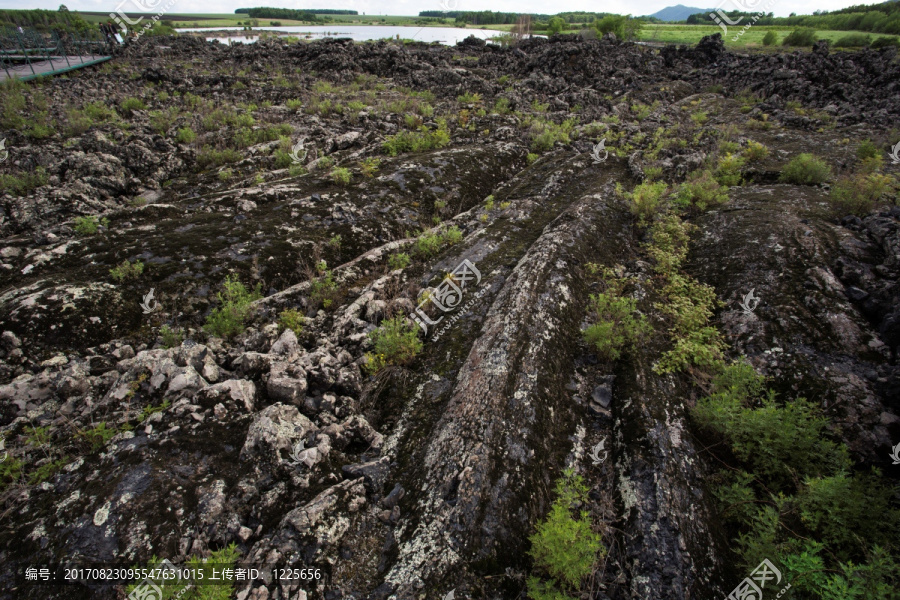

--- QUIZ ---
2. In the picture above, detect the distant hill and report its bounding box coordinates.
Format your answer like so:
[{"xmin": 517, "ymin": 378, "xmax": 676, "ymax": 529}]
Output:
[{"xmin": 648, "ymin": 4, "xmax": 712, "ymax": 21}]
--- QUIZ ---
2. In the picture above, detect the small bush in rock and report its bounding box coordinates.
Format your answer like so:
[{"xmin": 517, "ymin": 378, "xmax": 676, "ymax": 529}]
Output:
[
  {"xmin": 365, "ymin": 315, "xmax": 423, "ymax": 373},
  {"xmin": 204, "ymin": 275, "xmax": 262, "ymax": 339},
  {"xmin": 110, "ymin": 259, "xmax": 144, "ymax": 282},
  {"xmin": 527, "ymin": 468, "xmax": 604, "ymax": 598},
  {"xmin": 279, "ymin": 309, "xmax": 304, "ymax": 336},
  {"xmin": 779, "ymin": 153, "xmax": 832, "ymax": 185}
]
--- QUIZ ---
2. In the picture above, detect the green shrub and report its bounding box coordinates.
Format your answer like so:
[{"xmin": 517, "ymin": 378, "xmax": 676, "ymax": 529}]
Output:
[
  {"xmin": 28, "ymin": 458, "xmax": 67, "ymax": 485},
  {"xmin": 388, "ymin": 252, "xmax": 411, "ymax": 270},
  {"xmin": 278, "ymin": 308, "xmax": 304, "ymax": 335},
  {"xmin": 714, "ymin": 153, "xmax": 746, "ymax": 187},
  {"xmin": 0, "ymin": 167, "xmax": 48, "ymax": 197},
  {"xmin": 457, "ymin": 91, "xmax": 482, "ymax": 104},
  {"xmin": 796, "ymin": 471, "xmax": 898, "ymax": 557},
  {"xmin": 527, "ymin": 469, "xmax": 603, "ymax": 596},
  {"xmin": 175, "ymin": 127, "xmax": 196, "ymax": 144},
  {"xmin": 197, "ymin": 147, "xmax": 241, "ymax": 169},
  {"xmin": 673, "ymin": 170, "xmax": 728, "ymax": 213},
  {"xmin": 109, "ymin": 259, "xmax": 145, "ymax": 282},
  {"xmin": 871, "ymin": 36, "xmax": 900, "ymax": 49},
  {"xmin": 159, "ymin": 325, "xmax": 183, "ymax": 349},
  {"xmin": 218, "ymin": 169, "xmax": 233, "ymax": 181},
  {"xmin": 0, "ymin": 78, "xmax": 26, "ymax": 129},
  {"xmin": 382, "ymin": 122, "xmax": 450, "ymax": 156},
  {"xmin": 743, "ymin": 140, "xmax": 769, "ymax": 162},
  {"xmin": 582, "ymin": 292, "xmax": 651, "ymax": 361},
  {"xmin": 856, "ymin": 139, "xmax": 879, "ymax": 161},
  {"xmin": 691, "ymin": 359, "xmax": 900, "ymax": 589},
  {"xmin": 782, "ymin": 28, "xmax": 818, "ymax": 47},
  {"xmin": 829, "ymin": 173, "xmax": 893, "ymax": 216},
  {"xmin": 78, "ymin": 422, "xmax": 117, "ymax": 452},
  {"xmin": 360, "ymin": 157, "xmax": 381, "ymax": 177},
  {"xmin": 693, "ymin": 362, "xmax": 849, "ymax": 488},
  {"xmin": 442, "ymin": 225, "xmax": 463, "ymax": 245},
  {"xmin": 779, "ymin": 153, "xmax": 831, "ymax": 185},
  {"xmin": 623, "ymin": 181, "xmax": 668, "ymax": 224},
  {"xmin": 834, "ymin": 33, "xmax": 871, "ymax": 48},
  {"xmin": 762, "ymin": 30, "xmax": 778, "ymax": 46},
  {"xmin": 331, "ymin": 167, "xmax": 351, "ymax": 186},
  {"xmin": 414, "ymin": 226, "xmax": 463, "ymax": 257},
  {"xmin": 128, "ymin": 545, "xmax": 241, "ymax": 600},
  {"xmin": 527, "ymin": 152, "xmax": 539, "ymax": 164},
  {"xmin": 0, "ymin": 456, "xmax": 24, "ymax": 491},
  {"xmin": 317, "ymin": 156, "xmax": 335, "ymax": 170},
  {"xmin": 83, "ymin": 100, "xmax": 118, "ymax": 122},
  {"xmin": 309, "ymin": 260, "xmax": 338, "ymax": 309},
  {"xmin": 149, "ymin": 108, "xmax": 178, "ymax": 135},
  {"xmin": 203, "ymin": 275, "xmax": 263, "ymax": 338},
  {"xmin": 530, "ymin": 118, "xmax": 576, "ymax": 153},
  {"xmin": 646, "ymin": 215, "xmax": 727, "ymax": 375},
  {"xmin": 493, "ymin": 97, "xmax": 511, "ymax": 115},
  {"xmin": 119, "ymin": 97, "xmax": 147, "ymax": 116},
  {"xmin": 365, "ymin": 315, "xmax": 423, "ymax": 372},
  {"xmin": 74, "ymin": 215, "xmax": 109, "ymax": 236}
]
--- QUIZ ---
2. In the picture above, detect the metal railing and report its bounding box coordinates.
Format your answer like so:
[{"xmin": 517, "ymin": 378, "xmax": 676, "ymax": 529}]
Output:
[{"xmin": 0, "ymin": 26, "xmax": 110, "ymax": 81}]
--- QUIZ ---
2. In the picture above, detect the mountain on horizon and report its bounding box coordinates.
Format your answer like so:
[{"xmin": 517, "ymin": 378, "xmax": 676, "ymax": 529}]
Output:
[{"xmin": 648, "ymin": 4, "xmax": 714, "ymax": 21}]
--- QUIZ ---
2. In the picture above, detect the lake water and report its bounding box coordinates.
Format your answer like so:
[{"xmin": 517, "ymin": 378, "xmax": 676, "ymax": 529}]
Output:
[{"xmin": 175, "ymin": 25, "xmax": 503, "ymax": 46}]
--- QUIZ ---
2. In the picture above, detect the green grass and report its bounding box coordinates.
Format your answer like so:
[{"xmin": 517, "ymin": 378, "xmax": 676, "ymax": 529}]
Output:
[{"xmin": 637, "ymin": 23, "xmax": 899, "ymax": 48}]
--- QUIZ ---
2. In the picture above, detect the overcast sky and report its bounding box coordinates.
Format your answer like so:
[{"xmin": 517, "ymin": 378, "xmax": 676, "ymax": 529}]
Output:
[{"xmin": 1, "ymin": 0, "xmax": 891, "ymax": 20}]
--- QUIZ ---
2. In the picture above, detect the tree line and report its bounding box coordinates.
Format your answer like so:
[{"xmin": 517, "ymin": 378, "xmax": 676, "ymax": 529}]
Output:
[
  {"xmin": 0, "ymin": 8, "xmax": 91, "ymax": 32},
  {"xmin": 687, "ymin": 0, "xmax": 900, "ymax": 35},
  {"xmin": 234, "ymin": 7, "xmax": 358, "ymax": 19}
]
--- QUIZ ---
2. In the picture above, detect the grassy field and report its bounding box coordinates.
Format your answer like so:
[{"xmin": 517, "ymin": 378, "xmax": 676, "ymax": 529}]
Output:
[{"xmin": 638, "ymin": 23, "xmax": 900, "ymax": 47}]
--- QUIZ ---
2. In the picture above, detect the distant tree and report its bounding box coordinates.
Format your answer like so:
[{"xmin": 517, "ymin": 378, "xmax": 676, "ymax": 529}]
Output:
[
  {"xmin": 58, "ymin": 4, "xmax": 69, "ymax": 11},
  {"xmin": 548, "ymin": 16, "xmax": 566, "ymax": 34},
  {"xmin": 762, "ymin": 30, "xmax": 778, "ymax": 45},
  {"xmin": 591, "ymin": 15, "xmax": 643, "ymax": 41}
]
